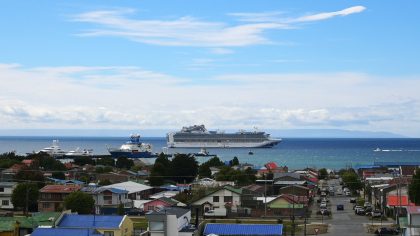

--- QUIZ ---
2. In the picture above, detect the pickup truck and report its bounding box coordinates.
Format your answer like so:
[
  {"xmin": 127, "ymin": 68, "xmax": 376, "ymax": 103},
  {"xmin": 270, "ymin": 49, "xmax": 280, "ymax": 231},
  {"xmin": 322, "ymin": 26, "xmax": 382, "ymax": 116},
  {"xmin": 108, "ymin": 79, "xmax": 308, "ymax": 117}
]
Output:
[{"xmin": 204, "ymin": 208, "xmax": 227, "ymax": 217}]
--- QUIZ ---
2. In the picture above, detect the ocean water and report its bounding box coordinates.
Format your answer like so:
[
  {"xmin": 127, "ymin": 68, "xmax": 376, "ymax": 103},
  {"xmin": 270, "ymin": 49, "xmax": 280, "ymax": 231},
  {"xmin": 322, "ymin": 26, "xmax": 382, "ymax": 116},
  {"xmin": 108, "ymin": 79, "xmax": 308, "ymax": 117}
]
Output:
[{"xmin": 1, "ymin": 136, "xmax": 420, "ymax": 170}]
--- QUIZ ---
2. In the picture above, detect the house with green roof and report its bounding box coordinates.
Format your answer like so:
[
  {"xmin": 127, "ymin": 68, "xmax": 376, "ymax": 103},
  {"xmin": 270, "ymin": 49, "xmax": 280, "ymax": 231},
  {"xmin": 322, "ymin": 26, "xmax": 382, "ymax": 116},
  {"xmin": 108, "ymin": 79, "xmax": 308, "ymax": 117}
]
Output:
[
  {"xmin": 0, "ymin": 212, "xmax": 62, "ymax": 236},
  {"xmin": 190, "ymin": 185, "xmax": 244, "ymax": 216}
]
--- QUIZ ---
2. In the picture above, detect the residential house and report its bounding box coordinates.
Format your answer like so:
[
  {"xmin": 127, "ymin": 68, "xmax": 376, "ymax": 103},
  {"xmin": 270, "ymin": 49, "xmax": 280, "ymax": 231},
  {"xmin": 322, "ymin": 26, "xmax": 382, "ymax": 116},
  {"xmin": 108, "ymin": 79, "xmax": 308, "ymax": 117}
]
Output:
[
  {"xmin": 278, "ymin": 185, "xmax": 311, "ymax": 198},
  {"xmin": 38, "ymin": 185, "xmax": 81, "ymax": 212},
  {"xmin": 266, "ymin": 194, "xmax": 309, "ymax": 217},
  {"xmin": 0, "ymin": 182, "xmax": 17, "ymax": 210},
  {"xmin": 145, "ymin": 207, "xmax": 196, "ymax": 236},
  {"xmin": 1, "ymin": 164, "xmax": 26, "ymax": 181},
  {"xmin": 190, "ymin": 185, "xmax": 242, "ymax": 216},
  {"xmin": 0, "ymin": 212, "xmax": 62, "ymax": 236},
  {"xmin": 104, "ymin": 181, "xmax": 154, "ymax": 200},
  {"xmin": 272, "ymin": 173, "xmax": 307, "ymax": 194},
  {"xmin": 191, "ymin": 178, "xmax": 234, "ymax": 189},
  {"xmin": 143, "ymin": 197, "xmax": 183, "ymax": 211},
  {"xmin": 92, "ymin": 187, "xmax": 132, "ymax": 214},
  {"xmin": 97, "ymin": 172, "xmax": 129, "ymax": 184},
  {"xmin": 31, "ymin": 213, "xmax": 133, "ymax": 236}
]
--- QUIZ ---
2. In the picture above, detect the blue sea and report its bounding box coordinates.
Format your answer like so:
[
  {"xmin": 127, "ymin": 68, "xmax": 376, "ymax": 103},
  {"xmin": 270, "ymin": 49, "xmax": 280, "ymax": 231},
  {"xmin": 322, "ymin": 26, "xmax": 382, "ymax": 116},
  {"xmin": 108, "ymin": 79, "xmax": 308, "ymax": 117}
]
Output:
[{"xmin": 1, "ymin": 136, "xmax": 420, "ymax": 170}]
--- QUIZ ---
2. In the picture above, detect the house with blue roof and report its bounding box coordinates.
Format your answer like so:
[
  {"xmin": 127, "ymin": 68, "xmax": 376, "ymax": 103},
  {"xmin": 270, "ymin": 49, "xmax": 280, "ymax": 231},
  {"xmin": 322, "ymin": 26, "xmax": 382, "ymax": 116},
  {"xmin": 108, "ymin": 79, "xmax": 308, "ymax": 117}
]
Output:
[
  {"xmin": 31, "ymin": 213, "xmax": 133, "ymax": 236},
  {"xmin": 204, "ymin": 223, "xmax": 283, "ymax": 236}
]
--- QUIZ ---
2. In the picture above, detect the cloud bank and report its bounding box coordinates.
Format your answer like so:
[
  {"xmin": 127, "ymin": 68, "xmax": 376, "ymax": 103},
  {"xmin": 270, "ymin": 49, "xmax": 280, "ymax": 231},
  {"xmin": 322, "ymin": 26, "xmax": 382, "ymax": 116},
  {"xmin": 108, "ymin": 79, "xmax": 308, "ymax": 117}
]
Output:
[
  {"xmin": 1, "ymin": 63, "xmax": 420, "ymax": 136},
  {"xmin": 72, "ymin": 6, "xmax": 366, "ymax": 47}
]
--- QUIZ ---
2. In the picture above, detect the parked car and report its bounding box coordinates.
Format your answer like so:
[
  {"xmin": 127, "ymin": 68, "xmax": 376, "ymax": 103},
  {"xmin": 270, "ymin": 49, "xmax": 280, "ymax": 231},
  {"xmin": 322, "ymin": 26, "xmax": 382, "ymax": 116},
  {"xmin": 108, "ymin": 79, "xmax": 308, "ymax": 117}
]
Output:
[
  {"xmin": 345, "ymin": 191, "xmax": 351, "ymax": 196},
  {"xmin": 364, "ymin": 202, "xmax": 372, "ymax": 208},
  {"xmin": 350, "ymin": 198, "xmax": 356, "ymax": 203},
  {"xmin": 369, "ymin": 210, "xmax": 382, "ymax": 218},
  {"xmin": 336, "ymin": 204, "xmax": 344, "ymax": 210},
  {"xmin": 204, "ymin": 208, "xmax": 227, "ymax": 217},
  {"xmin": 320, "ymin": 202, "xmax": 327, "ymax": 208},
  {"xmin": 374, "ymin": 227, "xmax": 399, "ymax": 235},
  {"xmin": 355, "ymin": 208, "xmax": 365, "ymax": 215},
  {"xmin": 354, "ymin": 205, "xmax": 363, "ymax": 211}
]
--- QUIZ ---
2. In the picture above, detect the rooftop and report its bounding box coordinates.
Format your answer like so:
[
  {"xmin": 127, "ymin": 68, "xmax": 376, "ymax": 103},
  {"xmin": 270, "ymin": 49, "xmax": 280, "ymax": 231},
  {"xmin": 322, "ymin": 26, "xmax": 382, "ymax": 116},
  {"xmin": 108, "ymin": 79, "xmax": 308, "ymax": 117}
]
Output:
[
  {"xmin": 204, "ymin": 223, "xmax": 283, "ymax": 236},
  {"xmin": 57, "ymin": 214, "xmax": 124, "ymax": 229},
  {"xmin": 40, "ymin": 185, "xmax": 81, "ymax": 193},
  {"xmin": 104, "ymin": 181, "xmax": 152, "ymax": 194},
  {"xmin": 31, "ymin": 228, "xmax": 103, "ymax": 236},
  {"xmin": 147, "ymin": 207, "xmax": 190, "ymax": 218}
]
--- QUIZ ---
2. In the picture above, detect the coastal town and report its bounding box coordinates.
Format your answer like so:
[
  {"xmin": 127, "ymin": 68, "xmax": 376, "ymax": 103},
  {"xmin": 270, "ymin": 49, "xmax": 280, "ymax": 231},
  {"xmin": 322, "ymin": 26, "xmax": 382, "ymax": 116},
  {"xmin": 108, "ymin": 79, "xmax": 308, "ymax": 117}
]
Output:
[{"xmin": 0, "ymin": 151, "xmax": 419, "ymax": 236}]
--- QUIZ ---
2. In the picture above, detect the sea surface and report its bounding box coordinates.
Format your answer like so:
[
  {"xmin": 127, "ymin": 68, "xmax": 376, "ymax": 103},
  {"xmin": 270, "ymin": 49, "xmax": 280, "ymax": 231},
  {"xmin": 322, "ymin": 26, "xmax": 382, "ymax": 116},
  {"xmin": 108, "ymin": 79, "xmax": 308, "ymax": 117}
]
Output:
[{"xmin": 1, "ymin": 136, "xmax": 420, "ymax": 170}]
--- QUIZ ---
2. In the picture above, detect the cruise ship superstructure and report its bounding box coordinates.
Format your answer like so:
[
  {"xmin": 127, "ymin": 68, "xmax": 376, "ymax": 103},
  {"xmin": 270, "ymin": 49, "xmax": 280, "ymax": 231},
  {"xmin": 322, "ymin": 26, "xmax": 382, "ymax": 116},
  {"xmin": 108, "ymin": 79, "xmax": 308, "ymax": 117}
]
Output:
[{"xmin": 167, "ymin": 125, "xmax": 281, "ymax": 148}]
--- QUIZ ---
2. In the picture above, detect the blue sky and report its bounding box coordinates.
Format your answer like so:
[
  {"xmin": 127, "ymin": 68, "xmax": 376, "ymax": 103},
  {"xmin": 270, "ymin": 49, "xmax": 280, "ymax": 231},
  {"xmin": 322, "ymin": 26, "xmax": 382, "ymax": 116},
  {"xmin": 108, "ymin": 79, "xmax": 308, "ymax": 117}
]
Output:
[{"xmin": 1, "ymin": 1, "xmax": 420, "ymax": 136}]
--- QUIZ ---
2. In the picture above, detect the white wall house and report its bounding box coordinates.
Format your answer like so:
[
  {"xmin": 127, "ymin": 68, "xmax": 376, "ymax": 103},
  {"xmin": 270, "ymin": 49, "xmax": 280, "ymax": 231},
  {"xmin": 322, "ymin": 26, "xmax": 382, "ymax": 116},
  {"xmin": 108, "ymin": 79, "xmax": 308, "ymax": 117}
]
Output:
[
  {"xmin": 191, "ymin": 185, "xmax": 242, "ymax": 213},
  {"xmin": 0, "ymin": 182, "xmax": 17, "ymax": 209},
  {"xmin": 146, "ymin": 207, "xmax": 196, "ymax": 236}
]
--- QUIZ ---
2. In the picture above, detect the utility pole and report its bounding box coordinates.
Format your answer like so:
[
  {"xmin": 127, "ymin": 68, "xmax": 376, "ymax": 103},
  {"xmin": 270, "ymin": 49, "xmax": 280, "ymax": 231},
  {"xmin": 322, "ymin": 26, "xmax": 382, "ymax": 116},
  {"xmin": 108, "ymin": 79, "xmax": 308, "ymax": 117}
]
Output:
[{"xmin": 264, "ymin": 174, "xmax": 267, "ymax": 217}]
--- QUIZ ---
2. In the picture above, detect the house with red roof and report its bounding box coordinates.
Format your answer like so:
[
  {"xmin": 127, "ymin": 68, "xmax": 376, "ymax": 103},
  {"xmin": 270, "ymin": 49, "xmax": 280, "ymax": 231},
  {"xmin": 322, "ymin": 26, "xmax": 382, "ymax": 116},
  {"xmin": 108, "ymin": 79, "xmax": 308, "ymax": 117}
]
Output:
[{"xmin": 38, "ymin": 185, "xmax": 81, "ymax": 212}]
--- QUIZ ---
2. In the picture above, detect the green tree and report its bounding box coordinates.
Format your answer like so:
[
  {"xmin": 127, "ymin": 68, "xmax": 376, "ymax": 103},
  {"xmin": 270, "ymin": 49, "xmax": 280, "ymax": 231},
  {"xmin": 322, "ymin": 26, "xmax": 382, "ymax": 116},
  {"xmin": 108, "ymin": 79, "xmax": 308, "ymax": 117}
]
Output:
[
  {"xmin": 149, "ymin": 162, "xmax": 167, "ymax": 186},
  {"xmin": 11, "ymin": 183, "xmax": 39, "ymax": 213},
  {"xmin": 409, "ymin": 168, "xmax": 420, "ymax": 205},
  {"xmin": 342, "ymin": 171, "xmax": 363, "ymax": 193},
  {"xmin": 170, "ymin": 154, "xmax": 198, "ymax": 183},
  {"xmin": 230, "ymin": 156, "xmax": 239, "ymax": 166},
  {"xmin": 73, "ymin": 156, "xmax": 95, "ymax": 166},
  {"xmin": 319, "ymin": 168, "xmax": 328, "ymax": 180},
  {"xmin": 52, "ymin": 171, "xmax": 65, "ymax": 180},
  {"xmin": 116, "ymin": 156, "xmax": 134, "ymax": 169},
  {"xmin": 198, "ymin": 156, "xmax": 224, "ymax": 178},
  {"xmin": 29, "ymin": 153, "xmax": 67, "ymax": 171},
  {"xmin": 98, "ymin": 179, "xmax": 112, "ymax": 186},
  {"xmin": 117, "ymin": 203, "xmax": 125, "ymax": 215},
  {"xmin": 96, "ymin": 157, "xmax": 115, "ymax": 166},
  {"xmin": 64, "ymin": 191, "xmax": 95, "ymax": 214},
  {"xmin": 14, "ymin": 167, "xmax": 45, "ymax": 188}
]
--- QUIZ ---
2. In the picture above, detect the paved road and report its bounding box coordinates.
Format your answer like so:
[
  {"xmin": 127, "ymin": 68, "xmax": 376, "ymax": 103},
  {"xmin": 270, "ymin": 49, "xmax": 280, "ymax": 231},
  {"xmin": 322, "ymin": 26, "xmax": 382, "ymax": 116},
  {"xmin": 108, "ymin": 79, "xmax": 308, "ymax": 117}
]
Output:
[{"xmin": 322, "ymin": 179, "xmax": 370, "ymax": 236}]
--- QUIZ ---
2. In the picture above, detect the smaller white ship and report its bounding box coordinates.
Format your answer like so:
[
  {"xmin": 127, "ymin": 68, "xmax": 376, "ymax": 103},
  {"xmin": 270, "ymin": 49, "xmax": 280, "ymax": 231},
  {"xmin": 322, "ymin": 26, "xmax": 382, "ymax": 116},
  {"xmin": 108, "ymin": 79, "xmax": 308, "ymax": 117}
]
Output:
[
  {"xmin": 65, "ymin": 147, "xmax": 93, "ymax": 157},
  {"xmin": 373, "ymin": 148, "xmax": 382, "ymax": 152},
  {"xmin": 37, "ymin": 140, "xmax": 66, "ymax": 157},
  {"xmin": 193, "ymin": 148, "xmax": 216, "ymax": 157}
]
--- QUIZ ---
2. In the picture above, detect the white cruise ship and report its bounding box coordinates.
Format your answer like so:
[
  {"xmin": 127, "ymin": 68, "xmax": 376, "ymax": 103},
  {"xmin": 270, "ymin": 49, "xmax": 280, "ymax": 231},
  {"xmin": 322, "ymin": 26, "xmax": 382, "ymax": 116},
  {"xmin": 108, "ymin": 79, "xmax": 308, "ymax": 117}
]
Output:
[{"xmin": 167, "ymin": 125, "xmax": 281, "ymax": 148}]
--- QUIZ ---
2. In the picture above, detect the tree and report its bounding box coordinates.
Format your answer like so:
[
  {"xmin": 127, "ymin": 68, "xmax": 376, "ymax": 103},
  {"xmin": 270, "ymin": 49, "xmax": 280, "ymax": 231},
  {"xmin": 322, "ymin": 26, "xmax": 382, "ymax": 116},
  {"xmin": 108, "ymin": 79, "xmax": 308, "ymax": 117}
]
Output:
[
  {"xmin": 409, "ymin": 168, "xmax": 420, "ymax": 204},
  {"xmin": 230, "ymin": 156, "xmax": 239, "ymax": 166},
  {"xmin": 98, "ymin": 179, "xmax": 112, "ymax": 186},
  {"xmin": 14, "ymin": 167, "xmax": 45, "ymax": 188},
  {"xmin": 198, "ymin": 156, "xmax": 224, "ymax": 178},
  {"xmin": 149, "ymin": 153, "xmax": 172, "ymax": 186},
  {"xmin": 52, "ymin": 171, "xmax": 65, "ymax": 180},
  {"xmin": 29, "ymin": 153, "xmax": 67, "ymax": 171},
  {"xmin": 64, "ymin": 191, "xmax": 95, "ymax": 214},
  {"xmin": 116, "ymin": 156, "xmax": 134, "ymax": 169},
  {"xmin": 96, "ymin": 157, "xmax": 115, "ymax": 166},
  {"xmin": 319, "ymin": 168, "xmax": 328, "ymax": 180},
  {"xmin": 11, "ymin": 183, "xmax": 39, "ymax": 213},
  {"xmin": 170, "ymin": 154, "xmax": 198, "ymax": 183},
  {"xmin": 117, "ymin": 203, "xmax": 125, "ymax": 215},
  {"xmin": 341, "ymin": 171, "xmax": 363, "ymax": 193},
  {"xmin": 73, "ymin": 156, "xmax": 95, "ymax": 166}
]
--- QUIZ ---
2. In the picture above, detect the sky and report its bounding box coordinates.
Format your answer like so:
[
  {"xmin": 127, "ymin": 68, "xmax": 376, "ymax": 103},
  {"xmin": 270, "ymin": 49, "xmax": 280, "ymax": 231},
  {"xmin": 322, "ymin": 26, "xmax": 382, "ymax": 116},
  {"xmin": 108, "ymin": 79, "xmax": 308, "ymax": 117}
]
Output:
[{"xmin": 0, "ymin": 1, "xmax": 420, "ymax": 136}]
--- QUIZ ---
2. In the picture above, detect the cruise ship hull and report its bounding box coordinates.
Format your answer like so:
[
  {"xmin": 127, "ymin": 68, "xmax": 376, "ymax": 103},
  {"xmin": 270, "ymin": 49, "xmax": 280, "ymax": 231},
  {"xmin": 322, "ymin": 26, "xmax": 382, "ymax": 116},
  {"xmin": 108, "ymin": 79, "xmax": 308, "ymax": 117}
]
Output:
[
  {"xmin": 108, "ymin": 150, "xmax": 155, "ymax": 158},
  {"xmin": 167, "ymin": 140, "xmax": 281, "ymax": 148}
]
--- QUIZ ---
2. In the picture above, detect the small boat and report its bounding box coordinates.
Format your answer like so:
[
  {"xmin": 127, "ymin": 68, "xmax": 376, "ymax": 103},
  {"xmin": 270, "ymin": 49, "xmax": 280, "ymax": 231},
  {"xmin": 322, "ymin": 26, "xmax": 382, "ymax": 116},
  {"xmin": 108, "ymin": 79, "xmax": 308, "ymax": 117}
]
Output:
[
  {"xmin": 36, "ymin": 140, "xmax": 66, "ymax": 157},
  {"xmin": 108, "ymin": 134, "xmax": 154, "ymax": 158},
  {"xmin": 248, "ymin": 150, "xmax": 254, "ymax": 155},
  {"xmin": 65, "ymin": 148, "xmax": 93, "ymax": 157},
  {"xmin": 373, "ymin": 148, "xmax": 382, "ymax": 152},
  {"xmin": 193, "ymin": 148, "xmax": 215, "ymax": 157}
]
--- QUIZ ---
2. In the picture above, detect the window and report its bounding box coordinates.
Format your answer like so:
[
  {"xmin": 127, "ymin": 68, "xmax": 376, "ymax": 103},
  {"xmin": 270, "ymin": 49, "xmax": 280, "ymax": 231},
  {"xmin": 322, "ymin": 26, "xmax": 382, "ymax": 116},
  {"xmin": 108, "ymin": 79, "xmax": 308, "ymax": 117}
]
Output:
[
  {"xmin": 1, "ymin": 200, "xmax": 8, "ymax": 206},
  {"xmin": 42, "ymin": 202, "xmax": 50, "ymax": 209},
  {"xmin": 104, "ymin": 195, "xmax": 112, "ymax": 200},
  {"xmin": 149, "ymin": 221, "xmax": 164, "ymax": 231},
  {"xmin": 213, "ymin": 196, "xmax": 219, "ymax": 202},
  {"xmin": 104, "ymin": 231, "xmax": 114, "ymax": 236},
  {"xmin": 224, "ymin": 196, "xmax": 233, "ymax": 203},
  {"xmin": 0, "ymin": 188, "xmax": 4, "ymax": 192}
]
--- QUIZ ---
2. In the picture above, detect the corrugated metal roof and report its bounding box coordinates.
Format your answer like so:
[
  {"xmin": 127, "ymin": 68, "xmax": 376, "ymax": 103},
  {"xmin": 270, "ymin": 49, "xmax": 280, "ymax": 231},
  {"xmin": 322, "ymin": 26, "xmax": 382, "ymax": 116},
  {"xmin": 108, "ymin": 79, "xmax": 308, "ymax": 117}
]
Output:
[
  {"xmin": 204, "ymin": 223, "xmax": 283, "ymax": 236},
  {"xmin": 57, "ymin": 214, "xmax": 123, "ymax": 229},
  {"xmin": 31, "ymin": 228, "xmax": 103, "ymax": 236}
]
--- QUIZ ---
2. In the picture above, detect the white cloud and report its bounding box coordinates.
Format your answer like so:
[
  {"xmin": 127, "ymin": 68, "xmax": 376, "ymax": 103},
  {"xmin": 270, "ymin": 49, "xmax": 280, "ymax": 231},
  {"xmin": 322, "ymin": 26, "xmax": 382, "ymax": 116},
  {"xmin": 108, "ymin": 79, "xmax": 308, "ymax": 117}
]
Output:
[
  {"xmin": 210, "ymin": 48, "xmax": 234, "ymax": 55},
  {"xmin": 72, "ymin": 6, "xmax": 366, "ymax": 47},
  {"xmin": 1, "ymin": 63, "xmax": 420, "ymax": 136},
  {"xmin": 293, "ymin": 6, "xmax": 366, "ymax": 23}
]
